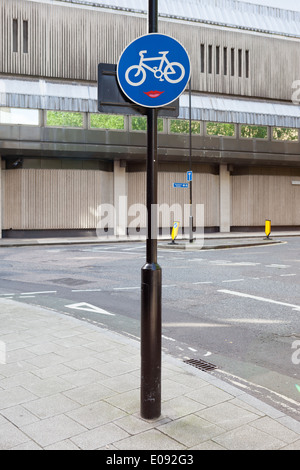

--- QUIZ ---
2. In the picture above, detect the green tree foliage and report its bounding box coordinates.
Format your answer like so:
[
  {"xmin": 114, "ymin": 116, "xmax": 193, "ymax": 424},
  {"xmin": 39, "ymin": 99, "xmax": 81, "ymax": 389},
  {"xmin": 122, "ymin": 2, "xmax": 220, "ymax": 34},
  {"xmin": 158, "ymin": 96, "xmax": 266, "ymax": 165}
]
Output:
[
  {"xmin": 90, "ymin": 114, "xmax": 124, "ymax": 130},
  {"xmin": 272, "ymin": 127, "xmax": 299, "ymax": 141},
  {"xmin": 131, "ymin": 116, "xmax": 163, "ymax": 132},
  {"xmin": 206, "ymin": 122, "xmax": 235, "ymax": 136},
  {"xmin": 46, "ymin": 111, "xmax": 84, "ymax": 127},
  {"xmin": 170, "ymin": 119, "xmax": 200, "ymax": 134},
  {"xmin": 241, "ymin": 125, "xmax": 268, "ymax": 139}
]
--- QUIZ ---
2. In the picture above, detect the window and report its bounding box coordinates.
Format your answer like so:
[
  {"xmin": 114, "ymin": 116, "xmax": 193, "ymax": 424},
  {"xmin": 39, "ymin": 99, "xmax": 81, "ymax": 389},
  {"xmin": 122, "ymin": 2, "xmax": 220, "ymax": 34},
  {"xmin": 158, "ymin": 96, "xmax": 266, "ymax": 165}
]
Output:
[
  {"xmin": 170, "ymin": 119, "xmax": 200, "ymax": 135},
  {"xmin": 200, "ymin": 44, "xmax": 249, "ymax": 78},
  {"xmin": 0, "ymin": 107, "xmax": 39, "ymax": 125},
  {"xmin": 240, "ymin": 125, "xmax": 268, "ymax": 139},
  {"xmin": 208, "ymin": 45, "xmax": 212, "ymax": 74},
  {"xmin": 272, "ymin": 127, "xmax": 299, "ymax": 142},
  {"xmin": 23, "ymin": 20, "xmax": 28, "ymax": 53},
  {"xmin": 200, "ymin": 44, "xmax": 205, "ymax": 73},
  {"xmin": 206, "ymin": 122, "xmax": 235, "ymax": 137},
  {"xmin": 223, "ymin": 47, "xmax": 228, "ymax": 76},
  {"xmin": 131, "ymin": 116, "xmax": 147, "ymax": 131},
  {"xmin": 13, "ymin": 19, "xmax": 18, "ymax": 52},
  {"xmin": 231, "ymin": 48, "xmax": 235, "ymax": 76},
  {"xmin": 216, "ymin": 46, "xmax": 220, "ymax": 75},
  {"xmin": 131, "ymin": 116, "xmax": 163, "ymax": 132},
  {"xmin": 238, "ymin": 49, "xmax": 242, "ymax": 78},
  {"xmin": 90, "ymin": 114, "xmax": 124, "ymax": 130},
  {"xmin": 245, "ymin": 50, "xmax": 250, "ymax": 78},
  {"xmin": 46, "ymin": 111, "xmax": 84, "ymax": 128}
]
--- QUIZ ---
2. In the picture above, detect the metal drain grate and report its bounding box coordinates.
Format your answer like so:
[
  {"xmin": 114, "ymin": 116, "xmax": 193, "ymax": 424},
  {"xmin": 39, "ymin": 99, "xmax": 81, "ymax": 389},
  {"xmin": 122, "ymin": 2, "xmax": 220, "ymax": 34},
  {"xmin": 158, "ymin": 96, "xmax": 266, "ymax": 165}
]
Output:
[{"xmin": 183, "ymin": 358, "xmax": 218, "ymax": 371}]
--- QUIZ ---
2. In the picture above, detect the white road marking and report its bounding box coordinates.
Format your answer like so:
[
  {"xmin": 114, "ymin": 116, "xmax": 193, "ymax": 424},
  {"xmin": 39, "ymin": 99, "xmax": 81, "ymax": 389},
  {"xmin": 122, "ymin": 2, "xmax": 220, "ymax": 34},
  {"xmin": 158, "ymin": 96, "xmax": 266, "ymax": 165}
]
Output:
[
  {"xmin": 65, "ymin": 302, "xmax": 115, "ymax": 316},
  {"xmin": 162, "ymin": 335, "xmax": 176, "ymax": 342},
  {"xmin": 210, "ymin": 261, "xmax": 260, "ymax": 266},
  {"xmin": 224, "ymin": 318, "xmax": 285, "ymax": 324},
  {"xmin": 71, "ymin": 289, "xmax": 102, "ymax": 292},
  {"xmin": 222, "ymin": 279, "xmax": 245, "ymax": 283},
  {"xmin": 20, "ymin": 291, "xmax": 57, "ymax": 295},
  {"xmin": 266, "ymin": 264, "xmax": 290, "ymax": 268},
  {"xmin": 219, "ymin": 289, "xmax": 300, "ymax": 310},
  {"xmin": 122, "ymin": 331, "xmax": 140, "ymax": 341},
  {"xmin": 163, "ymin": 322, "xmax": 229, "ymax": 328},
  {"xmin": 113, "ymin": 286, "xmax": 140, "ymax": 291},
  {"xmin": 217, "ymin": 369, "xmax": 300, "ymax": 415}
]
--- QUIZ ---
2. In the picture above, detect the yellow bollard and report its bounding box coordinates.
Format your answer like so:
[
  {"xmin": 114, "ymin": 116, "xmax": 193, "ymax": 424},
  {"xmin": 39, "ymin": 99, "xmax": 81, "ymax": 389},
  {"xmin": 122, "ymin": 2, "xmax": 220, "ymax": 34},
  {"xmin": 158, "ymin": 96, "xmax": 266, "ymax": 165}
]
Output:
[
  {"xmin": 265, "ymin": 219, "xmax": 271, "ymax": 239},
  {"xmin": 171, "ymin": 221, "xmax": 180, "ymax": 244}
]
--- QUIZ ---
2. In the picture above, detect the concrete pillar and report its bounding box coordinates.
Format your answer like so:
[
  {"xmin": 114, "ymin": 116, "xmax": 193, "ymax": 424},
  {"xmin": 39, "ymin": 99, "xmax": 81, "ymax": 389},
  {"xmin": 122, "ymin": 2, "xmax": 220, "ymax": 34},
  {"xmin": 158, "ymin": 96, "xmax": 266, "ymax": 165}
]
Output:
[
  {"xmin": 113, "ymin": 160, "xmax": 127, "ymax": 237},
  {"xmin": 0, "ymin": 158, "xmax": 3, "ymax": 239},
  {"xmin": 219, "ymin": 164, "xmax": 231, "ymax": 233}
]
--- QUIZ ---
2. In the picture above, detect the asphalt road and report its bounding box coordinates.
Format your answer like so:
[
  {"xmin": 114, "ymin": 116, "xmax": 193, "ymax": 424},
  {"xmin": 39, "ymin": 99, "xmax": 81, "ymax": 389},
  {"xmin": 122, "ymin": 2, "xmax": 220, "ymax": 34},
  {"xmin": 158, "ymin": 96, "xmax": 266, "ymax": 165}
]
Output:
[{"xmin": 0, "ymin": 237, "xmax": 299, "ymax": 420}]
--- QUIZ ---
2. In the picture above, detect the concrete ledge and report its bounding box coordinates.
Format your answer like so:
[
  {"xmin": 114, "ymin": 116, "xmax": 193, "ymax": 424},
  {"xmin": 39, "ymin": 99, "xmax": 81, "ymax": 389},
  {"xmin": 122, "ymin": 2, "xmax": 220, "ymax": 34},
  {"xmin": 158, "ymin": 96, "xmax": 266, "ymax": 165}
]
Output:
[
  {"xmin": 0, "ymin": 231, "xmax": 298, "ymax": 249},
  {"xmin": 159, "ymin": 238, "xmax": 284, "ymax": 250}
]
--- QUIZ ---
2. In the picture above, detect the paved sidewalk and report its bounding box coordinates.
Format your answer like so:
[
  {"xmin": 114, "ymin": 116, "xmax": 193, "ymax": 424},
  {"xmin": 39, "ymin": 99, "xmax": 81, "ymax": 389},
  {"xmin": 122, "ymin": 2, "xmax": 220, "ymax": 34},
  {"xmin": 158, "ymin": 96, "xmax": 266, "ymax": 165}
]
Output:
[{"xmin": 0, "ymin": 299, "xmax": 299, "ymax": 450}]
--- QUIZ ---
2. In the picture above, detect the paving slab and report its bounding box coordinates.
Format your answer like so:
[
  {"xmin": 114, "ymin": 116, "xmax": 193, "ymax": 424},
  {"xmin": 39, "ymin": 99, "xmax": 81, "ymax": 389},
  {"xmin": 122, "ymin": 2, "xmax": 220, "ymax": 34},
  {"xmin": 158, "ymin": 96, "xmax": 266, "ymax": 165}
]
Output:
[{"xmin": 0, "ymin": 298, "xmax": 299, "ymax": 451}]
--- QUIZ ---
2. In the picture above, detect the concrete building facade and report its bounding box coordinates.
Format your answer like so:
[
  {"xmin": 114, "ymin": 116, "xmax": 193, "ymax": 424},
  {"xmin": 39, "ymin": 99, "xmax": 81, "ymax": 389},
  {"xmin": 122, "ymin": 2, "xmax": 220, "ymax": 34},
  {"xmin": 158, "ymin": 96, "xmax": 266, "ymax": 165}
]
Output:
[{"xmin": 0, "ymin": 0, "xmax": 300, "ymax": 238}]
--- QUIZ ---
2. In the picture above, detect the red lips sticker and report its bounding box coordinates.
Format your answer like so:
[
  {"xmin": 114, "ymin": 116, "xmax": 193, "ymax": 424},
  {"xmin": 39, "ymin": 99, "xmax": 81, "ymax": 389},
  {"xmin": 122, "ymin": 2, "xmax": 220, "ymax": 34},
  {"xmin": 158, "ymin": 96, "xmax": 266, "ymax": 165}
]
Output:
[{"xmin": 143, "ymin": 91, "xmax": 165, "ymax": 98}]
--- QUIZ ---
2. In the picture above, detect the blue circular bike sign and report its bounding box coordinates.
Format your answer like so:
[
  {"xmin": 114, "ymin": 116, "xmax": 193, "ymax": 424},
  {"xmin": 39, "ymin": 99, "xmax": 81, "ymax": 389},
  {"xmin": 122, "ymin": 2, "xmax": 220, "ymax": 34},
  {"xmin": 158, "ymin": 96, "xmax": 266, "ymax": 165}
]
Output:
[{"xmin": 117, "ymin": 34, "xmax": 191, "ymax": 108}]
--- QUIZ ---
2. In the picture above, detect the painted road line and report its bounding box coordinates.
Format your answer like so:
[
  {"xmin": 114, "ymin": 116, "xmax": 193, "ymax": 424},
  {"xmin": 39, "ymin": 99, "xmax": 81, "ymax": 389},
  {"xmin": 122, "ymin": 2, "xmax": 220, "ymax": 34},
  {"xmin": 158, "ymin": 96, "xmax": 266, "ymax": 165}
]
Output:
[
  {"xmin": 71, "ymin": 289, "xmax": 102, "ymax": 292},
  {"xmin": 216, "ymin": 369, "xmax": 300, "ymax": 418},
  {"xmin": 280, "ymin": 274, "xmax": 297, "ymax": 277},
  {"xmin": 20, "ymin": 291, "xmax": 57, "ymax": 295},
  {"xmin": 113, "ymin": 286, "xmax": 140, "ymax": 291},
  {"xmin": 65, "ymin": 302, "xmax": 115, "ymax": 316},
  {"xmin": 222, "ymin": 279, "xmax": 245, "ymax": 283},
  {"xmin": 224, "ymin": 318, "xmax": 285, "ymax": 324},
  {"xmin": 163, "ymin": 322, "xmax": 229, "ymax": 328},
  {"xmin": 162, "ymin": 335, "xmax": 176, "ymax": 342},
  {"xmin": 218, "ymin": 289, "xmax": 300, "ymax": 310},
  {"xmin": 266, "ymin": 264, "xmax": 290, "ymax": 268},
  {"xmin": 122, "ymin": 331, "xmax": 140, "ymax": 341}
]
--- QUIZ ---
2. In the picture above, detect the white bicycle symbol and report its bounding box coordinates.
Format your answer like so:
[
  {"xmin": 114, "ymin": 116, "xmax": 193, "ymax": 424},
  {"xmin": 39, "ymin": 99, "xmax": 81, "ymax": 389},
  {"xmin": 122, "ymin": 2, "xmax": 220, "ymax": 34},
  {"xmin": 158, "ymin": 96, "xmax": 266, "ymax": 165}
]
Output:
[{"xmin": 125, "ymin": 50, "xmax": 185, "ymax": 87}]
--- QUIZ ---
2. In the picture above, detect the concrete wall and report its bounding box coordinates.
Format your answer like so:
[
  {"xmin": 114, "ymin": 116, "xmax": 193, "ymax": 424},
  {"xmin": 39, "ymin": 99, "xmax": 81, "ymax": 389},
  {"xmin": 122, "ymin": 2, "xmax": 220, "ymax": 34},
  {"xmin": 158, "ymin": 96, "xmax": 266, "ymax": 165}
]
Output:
[
  {"xmin": 2, "ymin": 165, "xmax": 300, "ymax": 235},
  {"xmin": 1, "ymin": 0, "xmax": 300, "ymax": 101},
  {"xmin": 2, "ymin": 169, "xmax": 113, "ymax": 230}
]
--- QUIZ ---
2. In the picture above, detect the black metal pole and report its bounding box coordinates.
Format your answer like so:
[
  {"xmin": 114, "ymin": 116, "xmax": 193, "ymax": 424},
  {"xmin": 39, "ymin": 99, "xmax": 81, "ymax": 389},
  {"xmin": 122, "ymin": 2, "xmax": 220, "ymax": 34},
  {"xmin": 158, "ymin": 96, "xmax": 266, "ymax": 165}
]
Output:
[
  {"xmin": 141, "ymin": 0, "xmax": 162, "ymax": 420},
  {"xmin": 189, "ymin": 78, "xmax": 193, "ymax": 243}
]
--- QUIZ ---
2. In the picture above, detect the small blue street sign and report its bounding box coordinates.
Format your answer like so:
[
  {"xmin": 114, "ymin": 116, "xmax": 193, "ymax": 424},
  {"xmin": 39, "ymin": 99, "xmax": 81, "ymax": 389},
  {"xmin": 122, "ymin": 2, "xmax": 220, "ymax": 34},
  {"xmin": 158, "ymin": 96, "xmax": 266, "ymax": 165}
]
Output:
[
  {"xmin": 173, "ymin": 183, "xmax": 189, "ymax": 189},
  {"xmin": 117, "ymin": 33, "xmax": 191, "ymax": 108},
  {"xmin": 187, "ymin": 171, "xmax": 193, "ymax": 182}
]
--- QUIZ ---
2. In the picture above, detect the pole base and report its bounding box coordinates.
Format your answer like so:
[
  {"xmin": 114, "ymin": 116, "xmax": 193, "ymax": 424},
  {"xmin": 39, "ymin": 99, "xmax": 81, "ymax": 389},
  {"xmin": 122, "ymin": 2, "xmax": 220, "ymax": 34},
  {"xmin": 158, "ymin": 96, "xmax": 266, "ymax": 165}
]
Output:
[{"xmin": 141, "ymin": 262, "xmax": 162, "ymax": 420}]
